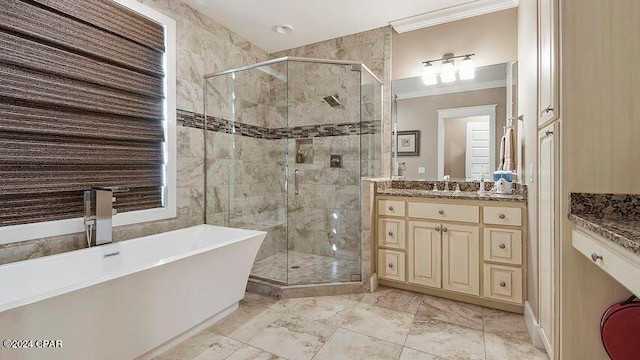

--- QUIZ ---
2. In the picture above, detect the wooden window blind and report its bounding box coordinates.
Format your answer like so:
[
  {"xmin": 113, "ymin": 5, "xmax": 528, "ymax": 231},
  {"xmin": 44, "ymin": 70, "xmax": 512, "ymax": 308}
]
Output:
[{"xmin": 0, "ymin": 0, "xmax": 166, "ymax": 227}]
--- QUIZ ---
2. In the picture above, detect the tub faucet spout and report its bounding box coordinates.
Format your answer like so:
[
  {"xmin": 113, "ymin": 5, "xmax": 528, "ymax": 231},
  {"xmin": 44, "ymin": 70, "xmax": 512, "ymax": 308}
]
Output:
[{"xmin": 84, "ymin": 187, "xmax": 128, "ymax": 247}]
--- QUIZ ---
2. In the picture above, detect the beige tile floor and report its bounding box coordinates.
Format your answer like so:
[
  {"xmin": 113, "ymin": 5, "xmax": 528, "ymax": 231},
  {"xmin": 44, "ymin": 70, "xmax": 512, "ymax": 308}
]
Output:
[{"xmin": 154, "ymin": 286, "xmax": 548, "ymax": 360}]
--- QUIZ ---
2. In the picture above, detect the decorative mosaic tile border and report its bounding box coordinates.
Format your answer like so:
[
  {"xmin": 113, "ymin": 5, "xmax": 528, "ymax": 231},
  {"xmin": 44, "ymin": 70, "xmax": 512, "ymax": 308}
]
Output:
[{"xmin": 176, "ymin": 109, "xmax": 381, "ymax": 139}]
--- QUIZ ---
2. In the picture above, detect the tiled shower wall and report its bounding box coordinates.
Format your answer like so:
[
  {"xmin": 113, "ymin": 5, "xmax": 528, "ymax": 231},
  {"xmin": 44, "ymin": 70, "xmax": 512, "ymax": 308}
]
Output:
[
  {"xmin": 273, "ymin": 26, "xmax": 393, "ymax": 177},
  {"xmin": 0, "ymin": 0, "xmax": 269, "ymax": 265}
]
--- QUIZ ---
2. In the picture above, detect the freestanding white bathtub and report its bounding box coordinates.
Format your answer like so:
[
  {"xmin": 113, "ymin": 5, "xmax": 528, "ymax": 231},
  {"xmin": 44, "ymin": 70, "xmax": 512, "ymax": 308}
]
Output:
[{"xmin": 0, "ymin": 224, "xmax": 266, "ymax": 360}]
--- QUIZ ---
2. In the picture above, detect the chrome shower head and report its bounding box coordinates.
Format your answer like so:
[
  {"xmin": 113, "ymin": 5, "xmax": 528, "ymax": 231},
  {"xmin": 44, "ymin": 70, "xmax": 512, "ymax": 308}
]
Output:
[{"xmin": 323, "ymin": 94, "xmax": 342, "ymax": 107}]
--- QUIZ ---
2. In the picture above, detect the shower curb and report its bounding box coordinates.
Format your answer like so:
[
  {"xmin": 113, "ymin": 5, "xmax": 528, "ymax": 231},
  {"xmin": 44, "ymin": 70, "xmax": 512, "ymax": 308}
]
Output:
[{"xmin": 247, "ymin": 278, "xmax": 366, "ymax": 299}]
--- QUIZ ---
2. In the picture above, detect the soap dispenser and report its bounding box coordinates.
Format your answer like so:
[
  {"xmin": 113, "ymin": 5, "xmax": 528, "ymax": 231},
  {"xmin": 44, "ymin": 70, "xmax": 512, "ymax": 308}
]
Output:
[{"xmin": 478, "ymin": 170, "xmax": 485, "ymax": 196}]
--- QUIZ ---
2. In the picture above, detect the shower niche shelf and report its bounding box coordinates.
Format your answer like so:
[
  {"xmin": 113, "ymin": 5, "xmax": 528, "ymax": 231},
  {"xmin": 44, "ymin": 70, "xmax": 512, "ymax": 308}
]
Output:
[{"xmin": 295, "ymin": 139, "xmax": 314, "ymax": 164}]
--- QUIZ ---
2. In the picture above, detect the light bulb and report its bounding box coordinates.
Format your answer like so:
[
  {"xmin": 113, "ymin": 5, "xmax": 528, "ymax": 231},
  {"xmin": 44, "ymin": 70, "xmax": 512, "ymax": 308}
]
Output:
[
  {"xmin": 459, "ymin": 56, "xmax": 475, "ymax": 80},
  {"xmin": 421, "ymin": 63, "xmax": 437, "ymax": 85},
  {"xmin": 440, "ymin": 60, "xmax": 456, "ymax": 83}
]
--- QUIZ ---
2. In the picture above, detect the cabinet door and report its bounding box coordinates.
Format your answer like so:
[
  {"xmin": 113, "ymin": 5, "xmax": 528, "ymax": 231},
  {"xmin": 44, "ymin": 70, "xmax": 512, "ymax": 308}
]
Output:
[
  {"xmin": 538, "ymin": 123, "xmax": 557, "ymax": 356},
  {"xmin": 408, "ymin": 221, "xmax": 441, "ymax": 288},
  {"xmin": 538, "ymin": 0, "xmax": 559, "ymax": 126},
  {"xmin": 442, "ymin": 224, "xmax": 480, "ymax": 296}
]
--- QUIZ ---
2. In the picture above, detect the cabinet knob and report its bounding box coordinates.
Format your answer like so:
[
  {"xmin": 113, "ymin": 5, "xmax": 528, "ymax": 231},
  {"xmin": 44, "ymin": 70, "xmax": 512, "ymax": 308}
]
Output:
[
  {"xmin": 498, "ymin": 213, "xmax": 506, "ymax": 220},
  {"xmin": 545, "ymin": 130, "xmax": 554, "ymax": 136},
  {"xmin": 388, "ymin": 206, "xmax": 394, "ymax": 211},
  {"xmin": 438, "ymin": 209, "xmax": 445, "ymax": 215},
  {"xmin": 435, "ymin": 226, "xmax": 441, "ymax": 232},
  {"xmin": 591, "ymin": 253, "xmax": 603, "ymax": 262},
  {"xmin": 388, "ymin": 263, "xmax": 394, "ymax": 269},
  {"xmin": 388, "ymin": 231, "xmax": 394, "ymax": 237},
  {"xmin": 442, "ymin": 227, "xmax": 448, "ymax": 233},
  {"xmin": 499, "ymin": 243, "xmax": 506, "ymax": 249},
  {"xmin": 499, "ymin": 281, "xmax": 507, "ymax": 287},
  {"xmin": 544, "ymin": 106, "xmax": 554, "ymax": 114}
]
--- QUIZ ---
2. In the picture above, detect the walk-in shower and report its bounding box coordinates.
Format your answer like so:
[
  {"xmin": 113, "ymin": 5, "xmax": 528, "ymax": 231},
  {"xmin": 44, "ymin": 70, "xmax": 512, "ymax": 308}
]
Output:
[{"xmin": 204, "ymin": 57, "xmax": 382, "ymax": 286}]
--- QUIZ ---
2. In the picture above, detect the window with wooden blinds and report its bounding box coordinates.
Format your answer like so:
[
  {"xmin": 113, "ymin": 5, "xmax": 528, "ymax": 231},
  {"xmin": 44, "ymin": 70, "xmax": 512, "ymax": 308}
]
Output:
[{"xmin": 0, "ymin": 0, "xmax": 172, "ymax": 229}]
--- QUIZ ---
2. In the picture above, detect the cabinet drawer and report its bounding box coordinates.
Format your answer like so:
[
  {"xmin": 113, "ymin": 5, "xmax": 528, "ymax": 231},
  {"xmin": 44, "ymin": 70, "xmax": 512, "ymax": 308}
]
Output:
[
  {"xmin": 484, "ymin": 228, "xmax": 523, "ymax": 265},
  {"xmin": 378, "ymin": 200, "xmax": 405, "ymax": 217},
  {"xmin": 483, "ymin": 206, "xmax": 522, "ymax": 226},
  {"xmin": 378, "ymin": 249, "xmax": 406, "ymax": 282},
  {"xmin": 408, "ymin": 202, "xmax": 479, "ymax": 223},
  {"xmin": 572, "ymin": 229, "xmax": 640, "ymax": 297},
  {"xmin": 377, "ymin": 218, "xmax": 406, "ymax": 249},
  {"xmin": 483, "ymin": 264, "xmax": 523, "ymax": 304}
]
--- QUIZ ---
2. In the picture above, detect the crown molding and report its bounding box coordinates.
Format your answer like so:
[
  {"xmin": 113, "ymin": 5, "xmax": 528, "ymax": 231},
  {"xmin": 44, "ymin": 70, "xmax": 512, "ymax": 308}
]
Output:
[{"xmin": 390, "ymin": 0, "xmax": 519, "ymax": 33}]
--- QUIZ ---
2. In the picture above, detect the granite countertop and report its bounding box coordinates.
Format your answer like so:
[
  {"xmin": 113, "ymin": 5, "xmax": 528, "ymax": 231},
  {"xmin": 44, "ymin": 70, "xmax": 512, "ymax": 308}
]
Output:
[
  {"xmin": 374, "ymin": 179, "xmax": 527, "ymax": 203},
  {"xmin": 568, "ymin": 193, "xmax": 640, "ymax": 256},
  {"xmin": 377, "ymin": 189, "xmax": 527, "ymax": 203}
]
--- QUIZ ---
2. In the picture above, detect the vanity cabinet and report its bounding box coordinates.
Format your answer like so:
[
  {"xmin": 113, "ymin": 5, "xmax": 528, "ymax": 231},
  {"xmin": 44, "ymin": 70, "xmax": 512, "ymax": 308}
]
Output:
[
  {"xmin": 376, "ymin": 196, "xmax": 527, "ymax": 312},
  {"xmin": 538, "ymin": 0, "xmax": 559, "ymax": 127}
]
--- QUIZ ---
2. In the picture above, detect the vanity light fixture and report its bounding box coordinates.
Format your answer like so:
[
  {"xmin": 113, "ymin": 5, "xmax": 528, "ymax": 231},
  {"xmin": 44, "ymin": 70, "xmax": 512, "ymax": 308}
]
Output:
[
  {"xmin": 421, "ymin": 53, "xmax": 476, "ymax": 85},
  {"xmin": 459, "ymin": 55, "xmax": 475, "ymax": 80},
  {"xmin": 421, "ymin": 62, "xmax": 438, "ymax": 85},
  {"xmin": 440, "ymin": 59, "xmax": 456, "ymax": 83}
]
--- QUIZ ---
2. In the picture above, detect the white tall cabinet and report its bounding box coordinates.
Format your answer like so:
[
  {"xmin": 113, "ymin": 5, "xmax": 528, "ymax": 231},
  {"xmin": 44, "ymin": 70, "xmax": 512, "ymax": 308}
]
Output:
[
  {"xmin": 538, "ymin": 0, "xmax": 559, "ymax": 127},
  {"xmin": 537, "ymin": 0, "xmax": 560, "ymax": 357},
  {"xmin": 538, "ymin": 123, "xmax": 558, "ymax": 357}
]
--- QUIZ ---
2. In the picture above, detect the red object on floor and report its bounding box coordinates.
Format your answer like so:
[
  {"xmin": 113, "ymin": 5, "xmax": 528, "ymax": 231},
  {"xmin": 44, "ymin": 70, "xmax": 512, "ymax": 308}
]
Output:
[{"xmin": 601, "ymin": 295, "xmax": 640, "ymax": 360}]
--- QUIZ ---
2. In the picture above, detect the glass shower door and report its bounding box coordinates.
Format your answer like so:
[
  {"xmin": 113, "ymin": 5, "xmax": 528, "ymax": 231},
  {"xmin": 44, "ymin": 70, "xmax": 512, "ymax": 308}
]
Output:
[
  {"xmin": 285, "ymin": 61, "xmax": 362, "ymax": 285},
  {"xmin": 204, "ymin": 61, "xmax": 290, "ymax": 285}
]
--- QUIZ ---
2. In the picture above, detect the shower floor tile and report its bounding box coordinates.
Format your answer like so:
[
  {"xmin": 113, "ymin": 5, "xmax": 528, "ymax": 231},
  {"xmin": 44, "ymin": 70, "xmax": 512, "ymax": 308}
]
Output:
[{"xmin": 250, "ymin": 251, "xmax": 360, "ymax": 285}]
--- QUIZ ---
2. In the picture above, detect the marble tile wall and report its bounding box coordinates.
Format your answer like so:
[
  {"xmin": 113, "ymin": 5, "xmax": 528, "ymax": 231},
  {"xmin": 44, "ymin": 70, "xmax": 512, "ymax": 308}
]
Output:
[
  {"xmin": 287, "ymin": 62, "xmax": 360, "ymax": 127},
  {"xmin": 0, "ymin": 0, "xmax": 269, "ymax": 265},
  {"xmin": 287, "ymin": 136, "xmax": 362, "ymax": 263},
  {"xmin": 273, "ymin": 26, "xmax": 393, "ymax": 178}
]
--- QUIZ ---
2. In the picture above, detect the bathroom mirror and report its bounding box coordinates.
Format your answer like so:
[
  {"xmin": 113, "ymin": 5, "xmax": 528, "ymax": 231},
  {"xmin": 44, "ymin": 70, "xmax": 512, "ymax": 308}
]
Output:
[{"xmin": 392, "ymin": 62, "xmax": 518, "ymax": 181}]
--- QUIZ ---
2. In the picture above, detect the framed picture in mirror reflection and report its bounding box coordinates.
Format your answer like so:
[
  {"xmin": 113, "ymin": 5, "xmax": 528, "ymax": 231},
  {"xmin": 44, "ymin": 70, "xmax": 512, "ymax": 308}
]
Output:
[{"xmin": 397, "ymin": 130, "xmax": 420, "ymax": 156}]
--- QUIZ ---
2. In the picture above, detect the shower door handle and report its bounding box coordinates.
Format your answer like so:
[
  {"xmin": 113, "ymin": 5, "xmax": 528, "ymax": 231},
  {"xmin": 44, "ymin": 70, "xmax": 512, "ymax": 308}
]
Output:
[{"xmin": 294, "ymin": 169, "xmax": 299, "ymax": 195}]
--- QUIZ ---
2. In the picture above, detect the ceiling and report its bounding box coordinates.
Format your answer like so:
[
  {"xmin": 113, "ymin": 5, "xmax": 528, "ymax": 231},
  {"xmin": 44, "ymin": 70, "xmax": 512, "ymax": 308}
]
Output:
[{"xmin": 182, "ymin": 0, "xmax": 518, "ymax": 53}]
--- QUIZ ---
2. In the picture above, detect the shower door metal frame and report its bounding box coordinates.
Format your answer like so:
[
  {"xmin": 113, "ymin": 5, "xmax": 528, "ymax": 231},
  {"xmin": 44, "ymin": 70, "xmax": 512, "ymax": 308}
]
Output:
[{"xmin": 204, "ymin": 56, "xmax": 382, "ymax": 84}]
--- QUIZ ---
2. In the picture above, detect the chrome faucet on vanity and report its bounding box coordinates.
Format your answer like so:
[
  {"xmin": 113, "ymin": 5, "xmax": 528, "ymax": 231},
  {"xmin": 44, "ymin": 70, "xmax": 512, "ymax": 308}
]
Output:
[{"xmin": 84, "ymin": 187, "xmax": 129, "ymax": 247}]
